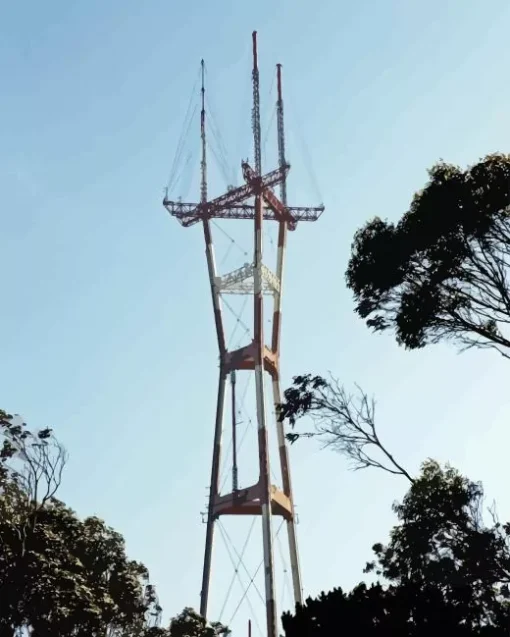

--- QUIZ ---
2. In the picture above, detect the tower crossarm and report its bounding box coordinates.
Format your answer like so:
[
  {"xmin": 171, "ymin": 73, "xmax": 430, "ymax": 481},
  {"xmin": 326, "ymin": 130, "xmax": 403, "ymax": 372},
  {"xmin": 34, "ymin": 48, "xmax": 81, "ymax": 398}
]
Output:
[
  {"xmin": 287, "ymin": 204, "xmax": 325, "ymax": 222},
  {"xmin": 163, "ymin": 180, "xmax": 253, "ymax": 228},
  {"xmin": 163, "ymin": 163, "xmax": 291, "ymax": 227},
  {"xmin": 164, "ymin": 201, "xmax": 324, "ymax": 227},
  {"xmin": 199, "ymin": 163, "xmax": 288, "ymax": 215},
  {"xmin": 242, "ymin": 161, "xmax": 296, "ymax": 227},
  {"xmin": 240, "ymin": 161, "xmax": 290, "ymax": 192}
]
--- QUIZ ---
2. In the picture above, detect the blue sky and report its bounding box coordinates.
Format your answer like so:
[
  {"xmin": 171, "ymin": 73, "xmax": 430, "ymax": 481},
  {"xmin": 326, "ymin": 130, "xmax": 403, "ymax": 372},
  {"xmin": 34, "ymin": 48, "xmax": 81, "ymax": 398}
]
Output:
[{"xmin": 3, "ymin": 0, "xmax": 510, "ymax": 634}]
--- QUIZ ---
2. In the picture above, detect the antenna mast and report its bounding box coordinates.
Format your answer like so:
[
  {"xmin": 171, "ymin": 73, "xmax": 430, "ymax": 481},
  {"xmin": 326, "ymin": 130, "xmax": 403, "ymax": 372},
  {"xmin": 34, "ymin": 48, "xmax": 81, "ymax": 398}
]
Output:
[
  {"xmin": 200, "ymin": 59, "xmax": 207, "ymax": 204},
  {"xmin": 252, "ymin": 31, "xmax": 262, "ymax": 175},
  {"xmin": 276, "ymin": 64, "xmax": 287, "ymax": 205},
  {"xmin": 251, "ymin": 29, "xmax": 279, "ymax": 637}
]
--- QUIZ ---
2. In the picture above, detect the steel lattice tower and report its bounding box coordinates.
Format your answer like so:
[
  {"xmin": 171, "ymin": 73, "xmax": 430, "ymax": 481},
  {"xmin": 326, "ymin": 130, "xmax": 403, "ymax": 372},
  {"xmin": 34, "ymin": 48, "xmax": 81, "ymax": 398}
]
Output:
[{"xmin": 163, "ymin": 32, "xmax": 324, "ymax": 637}]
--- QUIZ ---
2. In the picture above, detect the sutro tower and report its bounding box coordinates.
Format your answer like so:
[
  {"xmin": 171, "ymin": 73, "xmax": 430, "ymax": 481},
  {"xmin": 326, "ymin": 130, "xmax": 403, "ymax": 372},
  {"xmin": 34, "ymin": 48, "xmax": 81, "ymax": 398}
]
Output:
[{"xmin": 163, "ymin": 32, "xmax": 324, "ymax": 637}]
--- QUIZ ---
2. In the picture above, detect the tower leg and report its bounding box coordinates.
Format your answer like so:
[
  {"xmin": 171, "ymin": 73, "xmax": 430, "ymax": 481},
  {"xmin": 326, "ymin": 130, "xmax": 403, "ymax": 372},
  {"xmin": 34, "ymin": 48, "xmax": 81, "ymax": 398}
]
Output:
[
  {"xmin": 253, "ymin": 193, "xmax": 278, "ymax": 637},
  {"xmin": 272, "ymin": 377, "xmax": 303, "ymax": 607},
  {"xmin": 200, "ymin": 369, "xmax": 227, "ymax": 619},
  {"xmin": 256, "ymin": 374, "xmax": 278, "ymax": 637}
]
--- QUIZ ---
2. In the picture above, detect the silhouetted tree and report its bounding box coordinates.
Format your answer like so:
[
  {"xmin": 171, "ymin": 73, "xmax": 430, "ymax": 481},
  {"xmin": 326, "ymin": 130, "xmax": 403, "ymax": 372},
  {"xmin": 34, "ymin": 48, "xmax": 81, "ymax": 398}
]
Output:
[
  {"xmin": 0, "ymin": 409, "xmax": 161, "ymax": 637},
  {"xmin": 1, "ymin": 410, "xmax": 227, "ymax": 637},
  {"xmin": 168, "ymin": 608, "xmax": 229, "ymax": 637},
  {"xmin": 282, "ymin": 461, "xmax": 510, "ymax": 636},
  {"xmin": 279, "ymin": 375, "xmax": 413, "ymax": 482},
  {"xmin": 346, "ymin": 154, "xmax": 510, "ymax": 357}
]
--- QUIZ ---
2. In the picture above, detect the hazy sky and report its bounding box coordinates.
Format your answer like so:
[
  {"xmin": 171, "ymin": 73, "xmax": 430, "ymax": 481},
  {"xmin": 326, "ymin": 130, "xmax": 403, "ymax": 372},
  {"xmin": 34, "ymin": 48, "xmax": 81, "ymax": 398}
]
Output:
[{"xmin": 3, "ymin": 1, "xmax": 510, "ymax": 634}]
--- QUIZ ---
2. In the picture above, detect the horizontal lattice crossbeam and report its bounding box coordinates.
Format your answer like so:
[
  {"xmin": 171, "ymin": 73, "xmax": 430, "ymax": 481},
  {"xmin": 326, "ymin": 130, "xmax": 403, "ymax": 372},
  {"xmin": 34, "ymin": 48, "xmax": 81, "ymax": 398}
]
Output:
[
  {"xmin": 216, "ymin": 262, "xmax": 280, "ymax": 295},
  {"xmin": 163, "ymin": 201, "xmax": 324, "ymax": 228},
  {"xmin": 164, "ymin": 160, "xmax": 323, "ymax": 230}
]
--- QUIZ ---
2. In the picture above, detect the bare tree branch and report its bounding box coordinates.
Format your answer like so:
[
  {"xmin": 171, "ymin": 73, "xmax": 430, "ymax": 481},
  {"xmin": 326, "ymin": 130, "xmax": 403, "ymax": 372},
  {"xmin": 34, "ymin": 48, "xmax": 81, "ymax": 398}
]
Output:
[
  {"xmin": 279, "ymin": 374, "xmax": 414, "ymax": 483},
  {"xmin": 1, "ymin": 412, "xmax": 68, "ymax": 555},
  {"xmin": 7, "ymin": 420, "xmax": 68, "ymax": 512}
]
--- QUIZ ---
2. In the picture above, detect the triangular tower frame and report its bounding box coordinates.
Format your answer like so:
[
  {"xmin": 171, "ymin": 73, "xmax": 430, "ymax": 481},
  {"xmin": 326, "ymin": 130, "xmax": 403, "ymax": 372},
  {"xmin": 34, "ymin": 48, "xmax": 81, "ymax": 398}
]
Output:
[{"xmin": 163, "ymin": 32, "xmax": 324, "ymax": 637}]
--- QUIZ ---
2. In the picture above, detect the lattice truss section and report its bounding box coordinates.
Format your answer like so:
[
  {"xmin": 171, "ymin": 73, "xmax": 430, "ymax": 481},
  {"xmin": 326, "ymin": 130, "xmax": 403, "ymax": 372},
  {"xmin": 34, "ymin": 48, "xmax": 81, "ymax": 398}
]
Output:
[
  {"xmin": 217, "ymin": 262, "xmax": 280, "ymax": 296},
  {"xmin": 163, "ymin": 162, "xmax": 323, "ymax": 302},
  {"xmin": 164, "ymin": 162, "xmax": 323, "ymax": 231}
]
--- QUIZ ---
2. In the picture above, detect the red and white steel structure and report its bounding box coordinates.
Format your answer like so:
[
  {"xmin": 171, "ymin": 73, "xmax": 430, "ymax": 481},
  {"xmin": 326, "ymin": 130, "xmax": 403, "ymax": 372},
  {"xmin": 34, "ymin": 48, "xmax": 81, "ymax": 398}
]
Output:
[{"xmin": 163, "ymin": 32, "xmax": 323, "ymax": 637}]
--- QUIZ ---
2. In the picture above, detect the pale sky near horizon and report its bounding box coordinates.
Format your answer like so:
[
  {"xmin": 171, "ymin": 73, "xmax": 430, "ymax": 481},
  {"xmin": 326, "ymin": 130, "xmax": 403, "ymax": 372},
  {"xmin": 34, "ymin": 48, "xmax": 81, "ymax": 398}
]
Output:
[{"xmin": 3, "ymin": 1, "xmax": 510, "ymax": 634}]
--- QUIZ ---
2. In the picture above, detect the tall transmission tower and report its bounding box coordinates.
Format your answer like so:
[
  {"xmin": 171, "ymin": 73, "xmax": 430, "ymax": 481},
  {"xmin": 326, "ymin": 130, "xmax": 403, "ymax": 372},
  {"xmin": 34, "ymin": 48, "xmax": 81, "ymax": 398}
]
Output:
[{"xmin": 163, "ymin": 32, "xmax": 324, "ymax": 637}]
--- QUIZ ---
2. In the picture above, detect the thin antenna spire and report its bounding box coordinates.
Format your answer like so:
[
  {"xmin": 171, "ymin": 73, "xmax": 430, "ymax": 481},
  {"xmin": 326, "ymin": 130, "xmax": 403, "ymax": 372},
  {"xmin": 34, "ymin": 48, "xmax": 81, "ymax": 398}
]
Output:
[
  {"xmin": 276, "ymin": 64, "xmax": 287, "ymax": 206},
  {"xmin": 200, "ymin": 59, "xmax": 207, "ymax": 204},
  {"xmin": 252, "ymin": 31, "xmax": 262, "ymax": 176}
]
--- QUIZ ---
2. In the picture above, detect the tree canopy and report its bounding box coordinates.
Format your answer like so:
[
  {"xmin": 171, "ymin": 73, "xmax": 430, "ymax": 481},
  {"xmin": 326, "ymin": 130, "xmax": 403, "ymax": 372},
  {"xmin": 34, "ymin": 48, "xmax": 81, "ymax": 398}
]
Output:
[
  {"xmin": 280, "ymin": 376, "xmax": 510, "ymax": 634},
  {"xmin": 0, "ymin": 409, "xmax": 159, "ymax": 637},
  {"xmin": 168, "ymin": 608, "xmax": 230, "ymax": 637},
  {"xmin": 346, "ymin": 154, "xmax": 510, "ymax": 356},
  {"xmin": 282, "ymin": 461, "xmax": 510, "ymax": 636},
  {"xmin": 0, "ymin": 409, "xmax": 227, "ymax": 637}
]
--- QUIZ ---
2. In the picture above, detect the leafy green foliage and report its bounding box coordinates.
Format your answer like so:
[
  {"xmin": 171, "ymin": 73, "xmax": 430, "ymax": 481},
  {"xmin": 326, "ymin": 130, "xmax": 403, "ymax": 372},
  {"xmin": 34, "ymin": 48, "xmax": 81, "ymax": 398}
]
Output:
[
  {"xmin": 0, "ymin": 491, "xmax": 159, "ymax": 636},
  {"xmin": 282, "ymin": 461, "xmax": 510, "ymax": 636},
  {"xmin": 1, "ymin": 409, "xmax": 228, "ymax": 637},
  {"xmin": 168, "ymin": 608, "xmax": 230, "ymax": 637},
  {"xmin": 346, "ymin": 154, "xmax": 510, "ymax": 356},
  {"xmin": 0, "ymin": 410, "xmax": 161, "ymax": 637}
]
